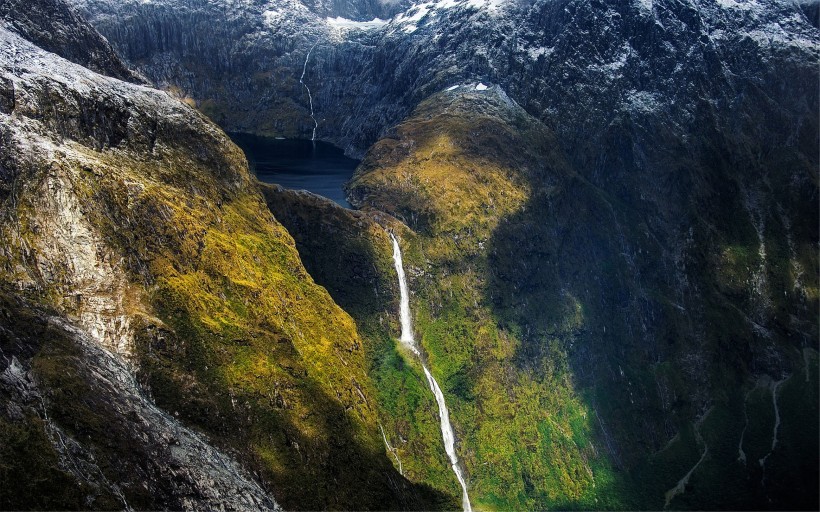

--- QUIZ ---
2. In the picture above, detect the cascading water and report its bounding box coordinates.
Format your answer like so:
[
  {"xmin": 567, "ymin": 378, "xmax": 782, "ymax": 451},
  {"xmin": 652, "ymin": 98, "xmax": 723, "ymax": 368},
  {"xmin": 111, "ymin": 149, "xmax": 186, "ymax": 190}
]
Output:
[
  {"xmin": 390, "ymin": 233, "xmax": 473, "ymax": 512},
  {"xmin": 299, "ymin": 43, "xmax": 318, "ymax": 142}
]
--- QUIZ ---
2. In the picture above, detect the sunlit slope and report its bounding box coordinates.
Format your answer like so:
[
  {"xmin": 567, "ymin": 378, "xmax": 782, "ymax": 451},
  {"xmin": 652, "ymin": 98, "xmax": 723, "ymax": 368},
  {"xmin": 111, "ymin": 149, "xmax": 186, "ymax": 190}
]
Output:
[{"xmin": 0, "ymin": 25, "xmax": 420, "ymax": 510}]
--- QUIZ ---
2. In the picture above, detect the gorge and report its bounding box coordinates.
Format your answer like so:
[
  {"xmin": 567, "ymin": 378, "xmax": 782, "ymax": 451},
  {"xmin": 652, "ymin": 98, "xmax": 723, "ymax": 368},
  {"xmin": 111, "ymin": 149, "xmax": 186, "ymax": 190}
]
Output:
[{"xmin": 0, "ymin": 0, "xmax": 818, "ymax": 510}]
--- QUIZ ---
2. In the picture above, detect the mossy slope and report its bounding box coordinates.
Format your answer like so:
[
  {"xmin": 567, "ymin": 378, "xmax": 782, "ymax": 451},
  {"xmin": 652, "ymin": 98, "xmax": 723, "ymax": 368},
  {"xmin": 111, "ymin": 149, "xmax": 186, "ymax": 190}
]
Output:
[
  {"xmin": 0, "ymin": 24, "xmax": 420, "ymax": 510},
  {"xmin": 342, "ymin": 85, "xmax": 819, "ymax": 510}
]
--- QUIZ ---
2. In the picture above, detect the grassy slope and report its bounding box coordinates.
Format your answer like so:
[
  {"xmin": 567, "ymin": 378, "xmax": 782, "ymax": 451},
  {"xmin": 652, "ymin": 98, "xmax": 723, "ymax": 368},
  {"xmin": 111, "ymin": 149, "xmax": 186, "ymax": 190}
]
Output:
[
  {"xmin": 0, "ymin": 101, "xmax": 413, "ymax": 509},
  {"xmin": 341, "ymin": 87, "xmax": 819, "ymax": 510}
]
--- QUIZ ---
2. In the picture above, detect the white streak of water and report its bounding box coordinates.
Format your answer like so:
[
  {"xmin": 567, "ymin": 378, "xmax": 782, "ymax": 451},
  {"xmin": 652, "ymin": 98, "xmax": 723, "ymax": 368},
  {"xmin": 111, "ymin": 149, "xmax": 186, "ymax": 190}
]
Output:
[
  {"xmin": 299, "ymin": 44, "xmax": 318, "ymax": 141},
  {"xmin": 379, "ymin": 423, "xmax": 403, "ymax": 475},
  {"xmin": 759, "ymin": 377, "xmax": 784, "ymax": 483},
  {"xmin": 390, "ymin": 233, "xmax": 472, "ymax": 512}
]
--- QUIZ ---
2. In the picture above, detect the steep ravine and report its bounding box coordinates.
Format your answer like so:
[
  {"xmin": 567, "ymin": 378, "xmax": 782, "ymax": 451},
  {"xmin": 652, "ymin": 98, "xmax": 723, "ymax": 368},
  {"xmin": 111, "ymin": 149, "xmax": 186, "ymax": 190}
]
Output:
[
  {"xmin": 0, "ymin": 0, "xmax": 816, "ymax": 509},
  {"xmin": 0, "ymin": 8, "xmax": 438, "ymax": 509}
]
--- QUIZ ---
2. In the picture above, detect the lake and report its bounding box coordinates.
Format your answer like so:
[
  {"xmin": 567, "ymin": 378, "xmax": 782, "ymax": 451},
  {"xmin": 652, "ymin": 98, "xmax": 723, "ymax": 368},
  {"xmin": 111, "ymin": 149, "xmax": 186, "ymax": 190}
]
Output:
[{"xmin": 229, "ymin": 133, "xmax": 359, "ymax": 208}]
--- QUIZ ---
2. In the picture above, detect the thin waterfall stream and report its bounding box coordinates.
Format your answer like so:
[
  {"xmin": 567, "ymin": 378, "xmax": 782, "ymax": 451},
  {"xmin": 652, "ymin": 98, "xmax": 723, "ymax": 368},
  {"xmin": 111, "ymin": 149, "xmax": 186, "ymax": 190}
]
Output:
[
  {"xmin": 390, "ymin": 233, "xmax": 473, "ymax": 512},
  {"xmin": 299, "ymin": 43, "xmax": 318, "ymax": 141}
]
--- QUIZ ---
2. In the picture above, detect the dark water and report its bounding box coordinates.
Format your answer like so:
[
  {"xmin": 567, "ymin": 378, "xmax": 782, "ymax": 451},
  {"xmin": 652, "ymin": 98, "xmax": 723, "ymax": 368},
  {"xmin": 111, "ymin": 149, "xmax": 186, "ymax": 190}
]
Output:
[{"xmin": 229, "ymin": 133, "xmax": 359, "ymax": 208}]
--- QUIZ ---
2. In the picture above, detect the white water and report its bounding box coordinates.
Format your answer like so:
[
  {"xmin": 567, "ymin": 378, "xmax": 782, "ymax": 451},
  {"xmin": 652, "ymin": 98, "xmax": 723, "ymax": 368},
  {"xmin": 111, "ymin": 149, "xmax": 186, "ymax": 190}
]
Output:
[
  {"xmin": 390, "ymin": 233, "xmax": 472, "ymax": 512},
  {"xmin": 379, "ymin": 423, "xmax": 403, "ymax": 475},
  {"xmin": 759, "ymin": 378, "xmax": 784, "ymax": 480},
  {"xmin": 299, "ymin": 44, "xmax": 319, "ymax": 141}
]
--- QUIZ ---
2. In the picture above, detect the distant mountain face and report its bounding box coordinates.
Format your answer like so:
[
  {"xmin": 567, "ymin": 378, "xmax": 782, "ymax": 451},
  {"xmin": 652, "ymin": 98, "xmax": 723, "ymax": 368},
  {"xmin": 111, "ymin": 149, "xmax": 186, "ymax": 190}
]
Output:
[{"xmin": 69, "ymin": 0, "xmax": 818, "ymax": 155}]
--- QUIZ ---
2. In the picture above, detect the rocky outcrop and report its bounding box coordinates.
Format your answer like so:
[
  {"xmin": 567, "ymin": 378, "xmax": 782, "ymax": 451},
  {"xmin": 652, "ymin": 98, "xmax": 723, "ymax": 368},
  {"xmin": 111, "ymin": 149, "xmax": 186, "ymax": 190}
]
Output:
[
  {"xmin": 0, "ymin": 292, "xmax": 279, "ymax": 510},
  {"xmin": 0, "ymin": 25, "xmax": 245, "ymax": 357},
  {"xmin": 0, "ymin": 0, "xmax": 140, "ymax": 82}
]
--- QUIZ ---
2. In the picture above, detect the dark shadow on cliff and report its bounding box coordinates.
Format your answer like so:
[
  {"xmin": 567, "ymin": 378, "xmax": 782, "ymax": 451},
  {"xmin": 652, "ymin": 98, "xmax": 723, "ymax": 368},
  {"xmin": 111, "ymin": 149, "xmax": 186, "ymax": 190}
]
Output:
[{"xmin": 484, "ymin": 89, "xmax": 819, "ymax": 509}]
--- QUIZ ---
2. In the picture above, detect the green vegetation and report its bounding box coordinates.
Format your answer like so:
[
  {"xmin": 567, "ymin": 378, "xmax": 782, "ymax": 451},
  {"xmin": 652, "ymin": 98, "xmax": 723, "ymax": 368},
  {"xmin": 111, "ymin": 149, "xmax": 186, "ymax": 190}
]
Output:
[
  {"xmin": 0, "ymin": 106, "xmax": 424, "ymax": 508},
  {"xmin": 340, "ymin": 88, "xmax": 819, "ymax": 509},
  {"xmin": 344, "ymin": 89, "xmax": 623, "ymax": 510}
]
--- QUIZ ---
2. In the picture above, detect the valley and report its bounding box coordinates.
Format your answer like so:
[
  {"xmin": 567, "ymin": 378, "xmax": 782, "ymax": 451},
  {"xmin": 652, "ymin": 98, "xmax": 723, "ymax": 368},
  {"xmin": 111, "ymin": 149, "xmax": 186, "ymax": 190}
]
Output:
[{"xmin": 0, "ymin": 0, "xmax": 817, "ymax": 510}]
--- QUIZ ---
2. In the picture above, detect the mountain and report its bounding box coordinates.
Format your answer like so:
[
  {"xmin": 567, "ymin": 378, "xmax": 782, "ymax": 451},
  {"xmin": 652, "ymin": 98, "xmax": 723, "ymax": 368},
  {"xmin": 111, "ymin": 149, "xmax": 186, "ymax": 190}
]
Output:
[
  {"xmin": 0, "ymin": 0, "xmax": 140, "ymax": 82},
  {"xmin": 0, "ymin": 3, "xmax": 443, "ymax": 508},
  {"xmin": 2, "ymin": 0, "xmax": 818, "ymax": 510}
]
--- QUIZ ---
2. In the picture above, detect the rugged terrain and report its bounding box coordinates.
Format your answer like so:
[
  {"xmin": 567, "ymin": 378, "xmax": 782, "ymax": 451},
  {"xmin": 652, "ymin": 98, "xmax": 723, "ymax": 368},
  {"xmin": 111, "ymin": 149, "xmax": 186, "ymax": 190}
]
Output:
[
  {"xmin": 1, "ymin": 0, "xmax": 818, "ymax": 510},
  {"xmin": 0, "ymin": 4, "xmax": 440, "ymax": 508}
]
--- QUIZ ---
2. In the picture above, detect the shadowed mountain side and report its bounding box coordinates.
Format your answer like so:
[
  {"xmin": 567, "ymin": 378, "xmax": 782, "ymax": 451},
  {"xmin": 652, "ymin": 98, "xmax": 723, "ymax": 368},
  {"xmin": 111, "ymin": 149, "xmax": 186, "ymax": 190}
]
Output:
[
  {"xmin": 260, "ymin": 184, "xmax": 396, "ymax": 321},
  {"xmin": 485, "ymin": 93, "xmax": 819, "ymax": 509},
  {"xmin": 348, "ymin": 84, "xmax": 819, "ymax": 509}
]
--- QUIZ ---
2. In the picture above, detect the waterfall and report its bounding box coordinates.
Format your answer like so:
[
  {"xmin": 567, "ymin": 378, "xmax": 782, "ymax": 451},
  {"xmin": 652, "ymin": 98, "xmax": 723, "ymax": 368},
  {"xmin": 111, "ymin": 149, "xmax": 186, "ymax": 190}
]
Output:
[
  {"xmin": 379, "ymin": 423, "xmax": 403, "ymax": 475},
  {"xmin": 390, "ymin": 233, "xmax": 473, "ymax": 512},
  {"xmin": 299, "ymin": 44, "xmax": 318, "ymax": 141},
  {"xmin": 391, "ymin": 234, "xmax": 418, "ymax": 351},
  {"xmin": 759, "ymin": 377, "xmax": 785, "ymax": 485}
]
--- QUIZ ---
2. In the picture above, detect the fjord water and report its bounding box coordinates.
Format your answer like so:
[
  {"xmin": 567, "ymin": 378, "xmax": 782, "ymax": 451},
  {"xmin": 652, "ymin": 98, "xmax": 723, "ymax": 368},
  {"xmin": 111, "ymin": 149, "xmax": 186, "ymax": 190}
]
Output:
[
  {"xmin": 390, "ymin": 234, "xmax": 473, "ymax": 512},
  {"xmin": 229, "ymin": 133, "xmax": 358, "ymax": 207}
]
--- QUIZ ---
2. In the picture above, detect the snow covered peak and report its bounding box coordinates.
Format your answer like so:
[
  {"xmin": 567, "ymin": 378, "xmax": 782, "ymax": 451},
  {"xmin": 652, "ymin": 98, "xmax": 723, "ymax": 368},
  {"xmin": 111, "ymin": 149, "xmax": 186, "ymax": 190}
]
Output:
[{"xmin": 389, "ymin": 0, "xmax": 509, "ymax": 34}]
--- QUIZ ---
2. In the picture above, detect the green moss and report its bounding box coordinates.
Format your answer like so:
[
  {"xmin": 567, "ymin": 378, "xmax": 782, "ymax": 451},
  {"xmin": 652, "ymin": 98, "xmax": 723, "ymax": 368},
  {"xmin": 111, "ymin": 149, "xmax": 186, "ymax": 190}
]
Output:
[{"xmin": 343, "ymin": 87, "xmax": 818, "ymax": 510}]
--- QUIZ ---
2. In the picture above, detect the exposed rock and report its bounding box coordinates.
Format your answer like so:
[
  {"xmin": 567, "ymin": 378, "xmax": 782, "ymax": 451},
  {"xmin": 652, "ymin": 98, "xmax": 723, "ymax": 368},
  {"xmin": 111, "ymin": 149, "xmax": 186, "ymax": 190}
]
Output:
[
  {"xmin": 0, "ymin": 0, "xmax": 141, "ymax": 82},
  {"xmin": 0, "ymin": 291, "xmax": 280, "ymax": 510}
]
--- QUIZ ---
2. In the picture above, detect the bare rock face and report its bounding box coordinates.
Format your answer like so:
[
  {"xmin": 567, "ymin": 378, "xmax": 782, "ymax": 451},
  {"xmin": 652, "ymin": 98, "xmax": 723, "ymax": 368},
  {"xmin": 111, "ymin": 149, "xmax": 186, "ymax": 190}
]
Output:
[
  {"xmin": 0, "ymin": 26, "xmax": 245, "ymax": 358},
  {"xmin": 0, "ymin": 0, "xmax": 141, "ymax": 82},
  {"xmin": 68, "ymin": 0, "xmax": 818, "ymax": 156},
  {"xmin": 0, "ymin": 293, "xmax": 280, "ymax": 510}
]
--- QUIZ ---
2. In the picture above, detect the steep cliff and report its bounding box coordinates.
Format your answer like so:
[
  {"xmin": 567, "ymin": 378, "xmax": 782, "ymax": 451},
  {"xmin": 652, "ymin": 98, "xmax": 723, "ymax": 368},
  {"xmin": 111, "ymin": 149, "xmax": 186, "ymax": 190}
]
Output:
[
  {"xmin": 0, "ymin": 0, "xmax": 140, "ymax": 82},
  {"xmin": 3, "ymin": 0, "xmax": 817, "ymax": 509},
  {"xmin": 0, "ymin": 9, "xmax": 437, "ymax": 509}
]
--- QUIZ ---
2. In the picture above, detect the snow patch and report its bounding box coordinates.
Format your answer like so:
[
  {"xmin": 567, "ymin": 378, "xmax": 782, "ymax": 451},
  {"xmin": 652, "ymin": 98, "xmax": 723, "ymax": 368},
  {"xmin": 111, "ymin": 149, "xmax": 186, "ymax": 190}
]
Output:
[
  {"xmin": 527, "ymin": 46, "xmax": 553, "ymax": 60},
  {"xmin": 627, "ymin": 90, "xmax": 663, "ymax": 114},
  {"xmin": 465, "ymin": 0, "xmax": 507, "ymax": 10},
  {"xmin": 390, "ymin": 0, "xmax": 508, "ymax": 34},
  {"xmin": 475, "ymin": 82, "xmax": 488, "ymax": 90},
  {"xmin": 326, "ymin": 17, "xmax": 388, "ymax": 31}
]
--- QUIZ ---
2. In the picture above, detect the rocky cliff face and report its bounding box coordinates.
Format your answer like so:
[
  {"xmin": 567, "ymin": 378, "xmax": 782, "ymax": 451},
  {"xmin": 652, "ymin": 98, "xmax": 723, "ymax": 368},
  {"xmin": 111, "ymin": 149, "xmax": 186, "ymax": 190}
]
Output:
[
  {"xmin": 3, "ymin": 0, "xmax": 818, "ymax": 509},
  {"xmin": 0, "ymin": 292, "xmax": 279, "ymax": 510},
  {"xmin": 0, "ymin": 0, "xmax": 140, "ymax": 82},
  {"xmin": 70, "ymin": 0, "xmax": 817, "ymax": 156},
  {"xmin": 0, "ymin": 3, "xmax": 438, "ymax": 508}
]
